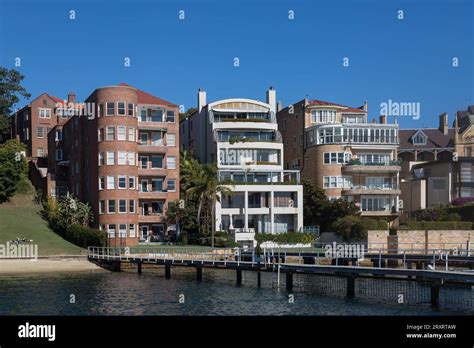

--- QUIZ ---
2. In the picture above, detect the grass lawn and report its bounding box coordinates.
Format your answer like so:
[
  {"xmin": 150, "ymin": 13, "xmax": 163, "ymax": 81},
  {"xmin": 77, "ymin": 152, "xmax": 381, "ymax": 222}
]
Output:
[{"xmin": 0, "ymin": 193, "xmax": 83, "ymax": 256}]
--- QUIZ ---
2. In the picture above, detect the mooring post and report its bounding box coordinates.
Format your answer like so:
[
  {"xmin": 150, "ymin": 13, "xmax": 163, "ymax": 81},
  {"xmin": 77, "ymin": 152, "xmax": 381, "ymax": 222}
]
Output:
[
  {"xmin": 137, "ymin": 261, "xmax": 142, "ymax": 274},
  {"xmin": 286, "ymin": 272, "xmax": 293, "ymax": 291},
  {"xmin": 430, "ymin": 281, "xmax": 440, "ymax": 307},
  {"xmin": 257, "ymin": 270, "xmax": 261, "ymax": 288},
  {"xmin": 236, "ymin": 268, "xmax": 242, "ymax": 285},
  {"xmin": 346, "ymin": 275, "xmax": 355, "ymax": 297},
  {"xmin": 165, "ymin": 262, "xmax": 171, "ymax": 279},
  {"xmin": 196, "ymin": 265, "xmax": 202, "ymax": 281}
]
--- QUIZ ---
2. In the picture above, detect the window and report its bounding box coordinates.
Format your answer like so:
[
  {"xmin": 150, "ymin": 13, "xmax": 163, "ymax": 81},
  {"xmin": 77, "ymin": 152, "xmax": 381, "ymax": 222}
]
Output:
[
  {"xmin": 55, "ymin": 149, "xmax": 63, "ymax": 161},
  {"xmin": 108, "ymin": 224, "xmax": 116, "ymax": 238},
  {"xmin": 117, "ymin": 126, "xmax": 126, "ymax": 140},
  {"xmin": 166, "ymin": 133, "xmax": 176, "ymax": 147},
  {"xmin": 128, "ymin": 152, "xmax": 136, "ymax": 166},
  {"xmin": 117, "ymin": 102, "xmax": 126, "ymax": 116},
  {"xmin": 118, "ymin": 151, "xmax": 127, "ymax": 165},
  {"xmin": 129, "ymin": 224, "xmax": 135, "ymax": 237},
  {"xmin": 152, "ymin": 178, "xmax": 163, "ymax": 192},
  {"xmin": 37, "ymin": 148, "xmax": 45, "ymax": 157},
  {"xmin": 140, "ymin": 109, "xmax": 147, "ymax": 122},
  {"xmin": 412, "ymin": 131, "xmax": 427, "ymax": 145},
  {"xmin": 151, "ymin": 156, "xmax": 163, "ymax": 169},
  {"xmin": 99, "ymin": 177, "xmax": 105, "ymax": 190},
  {"xmin": 128, "ymin": 103, "xmax": 134, "ymax": 117},
  {"xmin": 107, "ymin": 176, "xmax": 115, "ymax": 189},
  {"xmin": 141, "ymin": 156, "xmax": 148, "ymax": 169},
  {"xmin": 152, "ymin": 201, "xmax": 164, "ymax": 214},
  {"xmin": 108, "ymin": 200, "xmax": 116, "ymax": 213},
  {"xmin": 150, "ymin": 109, "xmax": 163, "ymax": 122},
  {"xmin": 323, "ymin": 152, "xmax": 351, "ymax": 164},
  {"xmin": 323, "ymin": 176, "xmax": 352, "ymax": 188},
  {"xmin": 166, "ymin": 110, "xmax": 175, "ymax": 122},
  {"xmin": 99, "ymin": 200, "xmax": 105, "ymax": 214},
  {"xmin": 141, "ymin": 180, "xmax": 148, "ymax": 192},
  {"xmin": 151, "ymin": 132, "xmax": 163, "ymax": 146},
  {"xmin": 118, "ymin": 224, "xmax": 127, "ymax": 237},
  {"xmin": 128, "ymin": 127, "xmax": 135, "ymax": 141},
  {"xmin": 98, "ymin": 128, "xmax": 104, "ymax": 142},
  {"xmin": 106, "ymin": 127, "xmax": 115, "ymax": 141},
  {"xmin": 129, "ymin": 176, "xmax": 135, "ymax": 189},
  {"xmin": 166, "ymin": 156, "xmax": 176, "ymax": 169},
  {"xmin": 167, "ymin": 179, "xmax": 176, "ymax": 192},
  {"xmin": 55, "ymin": 129, "xmax": 63, "ymax": 141},
  {"xmin": 129, "ymin": 200, "xmax": 135, "ymax": 214},
  {"xmin": 98, "ymin": 104, "xmax": 104, "ymax": 117},
  {"xmin": 99, "ymin": 152, "xmax": 105, "ymax": 166},
  {"xmin": 106, "ymin": 102, "xmax": 115, "ymax": 116},
  {"xmin": 39, "ymin": 108, "xmax": 51, "ymax": 118},
  {"xmin": 119, "ymin": 200, "xmax": 127, "ymax": 213},
  {"xmin": 118, "ymin": 175, "xmax": 126, "ymax": 189},
  {"xmin": 140, "ymin": 133, "xmax": 148, "ymax": 145},
  {"xmin": 311, "ymin": 109, "xmax": 336, "ymax": 123},
  {"xmin": 106, "ymin": 151, "xmax": 115, "ymax": 165},
  {"xmin": 37, "ymin": 127, "xmax": 44, "ymax": 138}
]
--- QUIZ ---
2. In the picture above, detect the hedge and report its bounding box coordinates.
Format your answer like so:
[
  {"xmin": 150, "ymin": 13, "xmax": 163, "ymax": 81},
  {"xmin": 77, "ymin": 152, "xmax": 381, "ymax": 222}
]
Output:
[
  {"xmin": 399, "ymin": 221, "xmax": 473, "ymax": 230},
  {"xmin": 447, "ymin": 205, "xmax": 474, "ymax": 223},
  {"xmin": 63, "ymin": 224, "xmax": 107, "ymax": 248},
  {"xmin": 255, "ymin": 232, "xmax": 315, "ymax": 245}
]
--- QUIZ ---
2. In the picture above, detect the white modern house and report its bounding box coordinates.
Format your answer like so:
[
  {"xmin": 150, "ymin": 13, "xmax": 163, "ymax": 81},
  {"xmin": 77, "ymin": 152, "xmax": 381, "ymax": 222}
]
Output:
[{"xmin": 180, "ymin": 87, "xmax": 303, "ymax": 247}]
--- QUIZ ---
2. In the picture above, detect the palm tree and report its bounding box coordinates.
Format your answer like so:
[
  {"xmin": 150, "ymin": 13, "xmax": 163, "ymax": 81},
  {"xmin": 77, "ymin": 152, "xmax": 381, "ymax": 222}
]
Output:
[{"xmin": 181, "ymin": 150, "xmax": 233, "ymax": 248}]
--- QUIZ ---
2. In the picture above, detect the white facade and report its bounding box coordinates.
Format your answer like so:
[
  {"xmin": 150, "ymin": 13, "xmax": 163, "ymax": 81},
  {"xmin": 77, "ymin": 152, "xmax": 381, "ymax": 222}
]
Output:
[{"xmin": 180, "ymin": 88, "xmax": 303, "ymax": 247}]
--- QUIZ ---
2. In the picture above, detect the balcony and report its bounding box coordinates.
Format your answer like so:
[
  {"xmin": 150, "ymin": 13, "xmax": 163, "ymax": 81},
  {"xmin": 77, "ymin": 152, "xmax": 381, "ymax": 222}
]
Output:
[
  {"xmin": 342, "ymin": 184, "xmax": 401, "ymax": 195},
  {"xmin": 218, "ymin": 170, "xmax": 300, "ymax": 185},
  {"xmin": 361, "ymin": 210, "xmax": 400, "ymax": 217},
  {"xmin": 343, "ymin": 160, "xmax": 401, "ymax": 173},
  {"xmin": 137, "ymin": 120, "xmax": 168, "ymax": 131},
  {"xmin": 214, "ymin": 130, "xmax": 282, "ymax": 144},
  {"xmin": 138, "ymin": 214, "xmax": 167, "ymax": 223},
  {"xmin": 138, "ymin": 144, "xmax": 167, "ymax": 154},
  {"xmin": 138, "ymin": 190, "xmax": 169, "ymax": 199},
  {"xmin": 138, "ymin": 168, "xmax": 168, "ymax": 176}
]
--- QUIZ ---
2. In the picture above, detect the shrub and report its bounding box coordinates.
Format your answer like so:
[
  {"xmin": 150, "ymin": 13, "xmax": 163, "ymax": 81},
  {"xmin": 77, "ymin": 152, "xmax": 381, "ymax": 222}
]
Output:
[
  {"xmin": 66, "ymin": 224, "xmax": 107, "ymax": 248},
  {"xmin": 447, "ymin": 205, "xmax": 474, "ymax": 223},
  {"xmin": 412, "ymin": 207, "xmax": 461, "ymax": 222},
  {"xmin": 332, "ymin": 216, "xmax": 367, "ymax": 242},
  {"xmin": 399, "ymin": 221, "xmax": 472, "ymax": 230},
  {"xmin": 15, "ymin": 178, "xmax": 34, "ymax": 195},
  {"xmin": 254, "ymin": 232, "xmax": 315, "ymax": 245},
  {"xmin": 451, "ymin": 197, "xmax": 474, "ymax": 206}
]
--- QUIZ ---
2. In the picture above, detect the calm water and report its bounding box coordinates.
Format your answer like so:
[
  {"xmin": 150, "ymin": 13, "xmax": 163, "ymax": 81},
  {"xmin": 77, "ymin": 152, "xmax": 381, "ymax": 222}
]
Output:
[{"xmin": 0, "ymin": 268, "xmax": 472, "ymax": 315}]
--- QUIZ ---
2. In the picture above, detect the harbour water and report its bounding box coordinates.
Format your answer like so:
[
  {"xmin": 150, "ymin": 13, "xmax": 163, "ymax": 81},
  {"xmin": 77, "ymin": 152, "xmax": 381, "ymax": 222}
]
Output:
[{"xmin": 0, "ymin": 268, "xmax": 472, "ymax": 315}]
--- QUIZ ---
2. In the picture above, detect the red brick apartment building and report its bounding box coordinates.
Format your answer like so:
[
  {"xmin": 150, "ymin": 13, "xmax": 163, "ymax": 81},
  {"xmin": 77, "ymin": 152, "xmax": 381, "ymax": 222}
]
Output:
[{"xmin": 14, "ymin": 84, "xmax": 180, "ymax": 246}]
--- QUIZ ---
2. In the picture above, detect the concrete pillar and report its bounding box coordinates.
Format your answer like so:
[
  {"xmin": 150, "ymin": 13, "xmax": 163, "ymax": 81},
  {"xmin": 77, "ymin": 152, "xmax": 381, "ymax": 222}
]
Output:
[
  {"xmin": 286, "ymin": 272, "xmax": 293, "ymax": 291},
  {"xmin": 137, "ymin": 261, "xmax": 142, "ymax": 274},
  {"xmin": 270, "ymin": 191, "xmax": 274, "ymax": 233},
  {"xmin": 165, "ymin": 263, "xmax": 171, "ymax": 279},
  {"xmin": 430, "ymin": 283, "xmax": 440, "ymax": 307},
  {"xmin": 244, "ymin": 190, "xmax": 248, "ymax": 230},
  {"xmin": 236, "ymin": 268, "xmax": 242, "ymax": 285},
  {"xmin": 196, "ymin": 266, "xmax": 202, "ymax": 281},
  {"xmin": 347, "ymin": 276, "xmax": 355, "ymax": 297}
]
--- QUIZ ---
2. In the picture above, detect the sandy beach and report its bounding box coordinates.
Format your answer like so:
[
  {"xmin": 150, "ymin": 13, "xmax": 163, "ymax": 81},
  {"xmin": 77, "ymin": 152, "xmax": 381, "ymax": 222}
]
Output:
[{"xmin": 0, "ymin": 257, "xmax": 105, "ymax": 275}]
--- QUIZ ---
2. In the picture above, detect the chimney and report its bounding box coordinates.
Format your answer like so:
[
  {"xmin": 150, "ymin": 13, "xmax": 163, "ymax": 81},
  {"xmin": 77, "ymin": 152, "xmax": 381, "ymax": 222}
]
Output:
[
  {"xmin": 379, "ymin": 115, "xmax": 387, "ymax": 124},
  {"xmin": 266, "ymin": 86, "xmax": 276, "ymax": 114},
  {"xmin": 67, "ymin": 92, "xmax": 76, "ymax": 103},
  {"xmin": 198, "ymin": 88, "xmax": 206, "ymax": 113},
  {"xmin": 363, "ymin": 100, "xmax": 368, "ymax": 112},
  {"xmin": 439, "ymin": 113, "xmax": 448, "ymax": 135},
  {"xmin": 277, "ymin": 100, "xmax": 282, "ymax": 112}
]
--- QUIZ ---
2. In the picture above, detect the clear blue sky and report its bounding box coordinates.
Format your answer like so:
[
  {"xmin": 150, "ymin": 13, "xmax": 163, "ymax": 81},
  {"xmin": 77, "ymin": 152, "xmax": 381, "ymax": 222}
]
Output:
[{"xmin": 0, "ymin": 0, "xmax": 472, "ymax": 129}]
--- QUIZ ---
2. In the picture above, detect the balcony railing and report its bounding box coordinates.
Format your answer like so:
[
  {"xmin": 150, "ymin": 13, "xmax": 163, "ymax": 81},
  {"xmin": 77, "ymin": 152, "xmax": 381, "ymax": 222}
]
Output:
[
  {"xmin": 218, "ymin": 170, "xmax": 300, "ymax": 185},
  {"xmin": 210, "ymin": 110, "xmax": 276, "ymax": 124},
  {"xmin": 346, "ymin": 159, "xmax": 401, "ymax": 166},
  {"xmin": 348, "ymin": 184, "xmax": 400, "ymax": 190},
  {"xmin": 213, "ymin": 130, "xmax": 282, "ymax": 143}
]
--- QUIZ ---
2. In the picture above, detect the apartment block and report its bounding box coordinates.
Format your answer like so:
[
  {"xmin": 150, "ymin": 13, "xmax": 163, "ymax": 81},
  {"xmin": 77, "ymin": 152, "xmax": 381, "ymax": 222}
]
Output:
[
  {"xmin": 17, "ymin": 83, "xmax": 180, "ymax": 246},
  {"xmin": 399, "ymin": 106, "xmax": 474, "ymax": 213},
  {"xmin": 180, "ymin": 87, "xmax": 303, "ymax": 247},
  {"xmin": 277, "ymin": 99, "xmax": 400, "ymax": 223}
]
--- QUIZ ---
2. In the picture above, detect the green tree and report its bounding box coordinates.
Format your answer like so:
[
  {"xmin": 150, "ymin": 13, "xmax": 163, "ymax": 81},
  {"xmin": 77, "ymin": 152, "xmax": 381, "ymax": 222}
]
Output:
[
  {"xmin": 0, "ymin": 67, "xmax": 31, "ymax": 142},
  {"xmin": 302, "ymin": 180, "xmax": 329, "ymax": 227},
  {"xmin": 0, "ymin": 139, "xmax": 28, "ymax": 202},
  {"xmin": 179, "ymin": 107, "xmax": 197, "ymax": 122}
]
